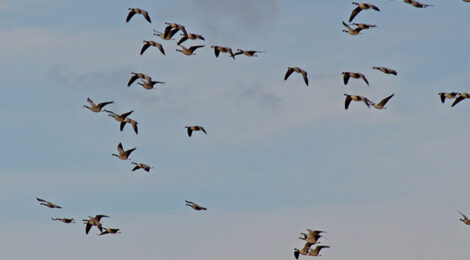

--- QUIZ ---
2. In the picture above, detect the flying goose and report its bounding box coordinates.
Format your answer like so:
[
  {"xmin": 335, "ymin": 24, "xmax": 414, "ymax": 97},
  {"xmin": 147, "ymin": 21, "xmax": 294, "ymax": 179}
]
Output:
[
  {"xmin": 370, "ymin": 94, "xmax": 395, "ymax": 109},
  {"xmin": 344, "ymin": 94, "xmax": 371, "ymax": 109},
  {"xmin": 98, "ymin": 228, "xmax": 121, "ymax": 236},
  {"xmin": 438, "ymin": 92, "xmax": 459, "ymax": 104},
  {"xmin": 342, "ymin": 21, "xmax": 364, "ymax": 36},
  {"xmin": 458, "ymin": 211, "xmax": 470, "ymax": 225},
  {"xmin": 403, "ymin": 0, "xmax": 432, "ymax": 8},
  {"xmin": 105, "ymin": 110, "xmax": 133, "ymax": 123},
  {"xmin": 451, "ymin": 92, "xmax": 470, "ymax": 107},
  {"xmin": 211, "ymin": 46, "xmax": 236, "ymax": 59},
  {"xmin": 372, "ymin": 66, "xmax": 397, "ymax": 76},
  {"xmin": 284, "ymin": 67, "xmax": 308, "ymax": 86},
  {"xmin": 128, "ymin": 72, "xmax": 152, "ymax": 87},
  {"xmin": 137, "ymin": 80, "xmax": 165, "ymax": 90},
  {"xmin": 342, "ymin": 72, "xmax": 369, "ymax": 86},
  {"xmin": 308, "ymin": 245, "xmax": 330, "ymax": 256},
  {"xmin": 36, "ymin": 198, "xmax": 62, "ymax": 209},
  {"xmin": 299, "ymin": 232, "xmax": 323, "ymax": 245},
  {"xmin": 120, "ymin": 118, "xmax": 138, "ymax": 134},
  {"xmin": 140, "ymin": 40, "xmax": 165, "ymax": 55},
  {"xmin": 176, "ymin": 45, "xmax": 205, "ymax": 56},
  {"xmin": 51, "ymin": 217, "xmax": 75, "ymax": 223},
  {"xmin": 349, "ymin": 2, "xmax": 380, "ymax": 22},
  {"xmin": 131, "ymin": 162, "xmax": 153, "ymax": 172},
  {"xmin": 351, "ymin": 23, "xmax": 377, "ymax": 30},
  {"xmin": 185, "ymin": 200, "xmax": 207, "ymax": 211},
  {"xmin": 294, "ymin": 243, "xmax": 310, "ymax": 259},
  {"xmin": 154, "ymin": 28, "xmax": 179, "ymax": 40},
  {"xmin": 126, "ymin": 8, "xmax": 151, "ymax": 23},
  {"xmin": 112, "ymin": 142, "xmax": 136, "ymax": 160},
  {"xmin": 185, "ymin": 125, "xmax": 207, "ymax": 137},
  {"xmin": 177, "ymin": 33, "xmax": 205, "ymax": 45},
  {"xmin": 83, "ymin": 98, "xmax": 114, "ymax": 113},
  {"xmin": 233, "ymin": 49, "xmax": 265, "ymax": 57},
  {"xmin": 83, "ymin": 215, "xmax": 109, "ymax": 234},
  {"xmin": 164, "ymin": 22, "xmax": 187, "ymax": 35}
]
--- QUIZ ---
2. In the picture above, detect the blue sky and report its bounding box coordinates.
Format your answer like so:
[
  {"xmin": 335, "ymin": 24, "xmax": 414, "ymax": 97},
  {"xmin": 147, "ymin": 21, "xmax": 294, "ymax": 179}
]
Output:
[{"xmin": 2, "ymin": 0, "xmax": 470, "ymax": 259}]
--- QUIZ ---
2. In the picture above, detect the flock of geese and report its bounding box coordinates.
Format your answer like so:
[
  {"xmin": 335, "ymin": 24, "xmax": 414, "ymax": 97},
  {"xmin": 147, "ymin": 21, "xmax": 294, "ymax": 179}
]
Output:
[{"xmin": 34, "ymin": 0, "xmax": 470, "ymax": 257}]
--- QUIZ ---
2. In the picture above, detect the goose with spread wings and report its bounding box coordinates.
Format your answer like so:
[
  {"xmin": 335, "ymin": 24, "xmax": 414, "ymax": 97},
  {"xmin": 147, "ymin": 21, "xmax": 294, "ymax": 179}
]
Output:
[{"xmin": 285, "ymin": 67, "xmax": 308, "ymax": 86}]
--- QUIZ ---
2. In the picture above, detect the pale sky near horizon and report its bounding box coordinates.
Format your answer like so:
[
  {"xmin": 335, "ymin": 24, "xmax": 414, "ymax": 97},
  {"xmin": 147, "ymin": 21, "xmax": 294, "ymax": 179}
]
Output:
[{"xmin": 2, "ymin": 0, "xmax": 470, "ymax": 259}]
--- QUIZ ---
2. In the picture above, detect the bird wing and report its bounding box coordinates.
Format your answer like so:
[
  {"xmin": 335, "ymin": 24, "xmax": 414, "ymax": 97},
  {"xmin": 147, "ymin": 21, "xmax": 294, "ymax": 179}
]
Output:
[
  {"xmin": 36, "ymin": 197, "xmax": 46, "ymax": 202},
  {"xmin": 155, "ymin": 43, "xmax": 165, "ymax": 55},
  {"xmin": 85, "ymin": 223, "xmax": 92, "ymax": 234},
  {"xmin": 140, "ymin": 42, "xmax": 150, "ymax": 55},
  {"xmin": 233, "ymin": 50, "xmax": 243, "ymax": 56},
  {"xmin": 132, "ymin": 165, "xmax": 140, "ymax": 171},
  {"xmin": 126, "ymin": 10, "xmax": 136, "ymax": 22},
  {"xmin": 452, "ymin": 96, "xmax": 465, "ymax": 107},
  {"xmin": 120, "ymin": 110, "xmax": 134, "ymax": 119},
  {"xmin": 125, "ymin": 148, "xmax": 136, "ymax": 156},
  {"xmin": 342, "ymin": 21, "xmax": 353, "ymax": 31},
  {"xmin": 345, "ymin": 95, "xmax": 352, "ymax": 110},
  {"xmin": 131, "ymin": 121, "xmax": 138, "ymax": 134},
  {"xmin": 371, "ymin": 4, "xmax": 380, "ymax": 11},
  {"xmin": 187, "ymin": 128, "xmax": 193, "ymax": 137},
  {"xmin": 163, "ymin": 25, "xmax": 173, "ymax": 38},
  {"xmin": 459, "ymin": 210, "xmax": 469, "ymax": 220},
  {"xmin": 361, "ymin": 75, "xmax": 369, "ymax": 85},
  {"xmin": 284, "ymin": 68, "xmax": 294, "ymax": 80},
  {"xmin": 128, "ymin": 74, "xmax": 139, "ymax": 86},
  {"xmin": 213, "ymin": 47, "xmax": 220, "ymax": 57},
  {"xmin": 189, "ymin": 45, "xmax": 204, "ymax": 52},
  {"xmin": 201, "ymin": 127, "xmax": 207, "ymax": 135},
  {"xmin": 349, "ymin": 7, "xmax": 362, "ymax": 22},
  {"xmin": 197, "ymin": 34, "xmax": 205, "ymax": 40},
  {"xmin": 120, "ymin": 121, "xmax": 127, "ymax": 131},
  {"xmin": 167, "ymin": 28, "xmax": 179, "ymax": 39},
  {"xmin": 301, "ymin": 70, "xmax": 308, "ymax": 86},
  {"xmin": 177, "ymin": 36, "xmax": 188, "ymax": 45},
  {"xmin": 95, "ymin": 215, "xmax": 110, "ymax": 220},
  {"xmin": 97, "ymin": 101, "xmax": 113, "ymax": 109},
  {"xmin": 117, "ymin": 143, "xmax": 124, "ymax": 154},
  {"xmin": 142, "ymin": 10, "xmax": 151, "ymax": 23},
  {"xmin": 379, "ymin": 94, "xmax": 394, "ymax": 106},
  {"xmin": 439, "ymin": 93, "xmax": 446, "ymax": 103},
  {"xmin": 86, "ymin": 98, "xmax": 95, "ymax": 106},
  {"xmin": 294, "ymin": 250, "xmax": 300, "ymax": 260},
  {"xmin": 343, "ymin": 73, "xmax": 350, "ymax": 85}
]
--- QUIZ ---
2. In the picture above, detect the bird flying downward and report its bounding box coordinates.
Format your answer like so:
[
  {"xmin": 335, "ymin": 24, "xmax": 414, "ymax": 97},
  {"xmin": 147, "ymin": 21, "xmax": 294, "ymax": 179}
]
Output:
[
  {"xmin": 185, "ymin": 200, "xmax": 207, "ymax": 211},
  {"xmin": 185, "ymin": 125, "xmax": 207, "ymax": 137},
  {"xmin": 126, "ymin": 8, "xmax": 151, "ymax": 23},
  {"xmin": 349, "ymin": 2, "xmax": 380, "ymax": 23},
  {"xmin": 36, "ymin": 198, "xmax": 62, "ymax": 209},
  {"xmin": 284, "ymin": 67, "xmax": 308, "ymax": 86}
]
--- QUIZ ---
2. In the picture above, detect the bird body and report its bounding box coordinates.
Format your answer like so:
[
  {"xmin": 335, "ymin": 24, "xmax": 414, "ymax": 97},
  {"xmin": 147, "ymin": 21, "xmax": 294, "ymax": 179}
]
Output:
[
  {"xmin": 137, "ymin": 80, "xmax": 165, "ymax": 90},
  {"xmin": 185, "ymin": 200, "xmax": 207, "ymax": 211},
  {"xmin": 51, "ymin": 217, "xmax": 75, "ymax": 223},
  {"xmin": 342, "ymin": 72, "xmax": 369, "ymax": 86},
  {"xmin": 438, "ymin": 92, "xmax": 459, "ymax": 104},
  {"xmin": 185, "ymin": 125, "xmax": 207, "ymax": 137},
  {"xmin": 372, "ymin": 66, "xmax": 397, "ymax": 76},
  {"xmin": 112, "ymin": 142, "xmax": 136, "ymax": 160},
  {"xmin": 403, "ymin": 0, "xmax": 432, "ymax": 8},
  {"xmin": 308, "ymin": 245, "xmax": 330, "ymax": 256},
  {"xmin": 211, "ymin": 46, "xmax": 236, "ymax": 59},
  {"xmin": 126, "ymin": 8, "xmax": 151, "ymax": 23},
  {"xmin": 285, "ymin": 67, "xmax": 308, "ymax": 86},
  {"xmin": 352, "ymin": 23, "xmax": 377, "ymax": 30},
  {"xmin": 83, "ymin": 98, "xmax": 113, "ymax": 112},
  {"xmin": 458, "ymin": 211, "xmax": 470, "ymax": 225},
  {"xmin": 131, "ymin": 162, "xmax": 153, "ymax": 172},
  {"xmin": 233, "ymin": 49, "xmax": 264, "ymax": 57},
  {"xmin": 36, "ymin": 198, "xmax": 62, "ymax": 209}
]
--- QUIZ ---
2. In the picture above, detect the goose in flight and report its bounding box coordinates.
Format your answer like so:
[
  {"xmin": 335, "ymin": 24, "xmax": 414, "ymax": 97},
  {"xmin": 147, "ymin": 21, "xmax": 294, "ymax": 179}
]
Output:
[
  {"xmin": 299, "ymin": 229, "xmax": 324, "ymax": 245},
  {"xmin": 211, "ymin": 46, "xmax": 236, "ymax": 59},
  {"xmin": 438, "ymin": 92, "xmax": 459, "ymax": 104},
  {"xmin": 344, "ymin": 94, "xmax": 371, "ymax": 110},
  {"xmin": 98, "ymin": 228, "xmax": 121, "ymax": 236},
  {"xmin": 36, "ymin": 198, "xmax": 62, "ymax": 209},
  {"xmin": 177, "ymin": 33, "xmax": 205, "ymax": 45},
  {"xmin": 131, "ymin": 162, "xmax": 153, "ymax": 172},
  {"xmin": 176, "ymin": 45, "xmax": 205, "ymax": 56},
  {"xmin": 403, "ymin": 0, "xmax": 432, "ymax": 8},
  {"xmin": 128, "ymin": 72, "xmax": 152, "ymax": 87},
  {"xmin": 140, "ymin": 41, "xmax": 165, "ymax": 55},
  {"xmin": 112, "ymin": 142, "xmax": 136, "ymax": 160},
  {"xmin": 285, "ymin": 67, "xmax": 308, "ymax": 86},
  {"xmin": 164, "ymin": 22, "xmax": 187, "ymax": 35},
  {"xmin": 185, "ymin": 125, "xmax": 207, "ymax": 137},
  {"xmin": 154, "ymin": 28, "xmax": 179, "ymax": 40},
  {"xmin": 342, "ymin": 71, "xmax": 369, "ymax": 86},
  {"xmin": 342, "ymin": 21, "xmax": 364, "ymax": 36},
  {"xmin": 294, "ymin": 243, "xmax": 310, "ymax": 259},
  {"xmin": 451, "ymin": 93, "xmax": 470, "ymax": 107},
  {"xmin": 351, "ymin": 23, "xmax": 377, "ymax": 30},
  {"xmin": 372, "ymin": 66, "xmax": 397, "ymax": 76},
  {"xmin": 137, "ymin": 80, "xmax": 165, "ymax": 90},
  {"xmin": 105, "ymin": 110, "xmax": 133, "ymax": 123},
  {"xmin": 233, "ymin": 49, "xmax": 264, "ymax": 57},
  {"xmin": 51, "ymin": 218, "xmax": 75, "ymax": 223},
  {"xmin": 83, "ymin": 215, "xmax": 109, "ymax": 234},
  {"xmin": 120, "ymin": 118, "xmax": 138, "ymax": 134},
  {"xmin": 83, "ymin": 98, "xmax": 114, "ymax": 113},
  {"xmin": 308, "ymin": 245, "xmax": 330, "ymax": 256},
  {"xmin": 126, "ymin": 8, "xmax": 151, "ymax": 23},
  {"xmin": 349, "ymin": 2, "xmax": 380, "ymax": 22},
  {"xmin": 185, "ymin": 200, "xmax": 207, "ymax": 211},
  {"xmin": 458, "ymin": 210, "xmax": 470, "ymax": 225},
  {"xmin": 370, "ymin": 94, "xmax": 395, "ymax": 109}
]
